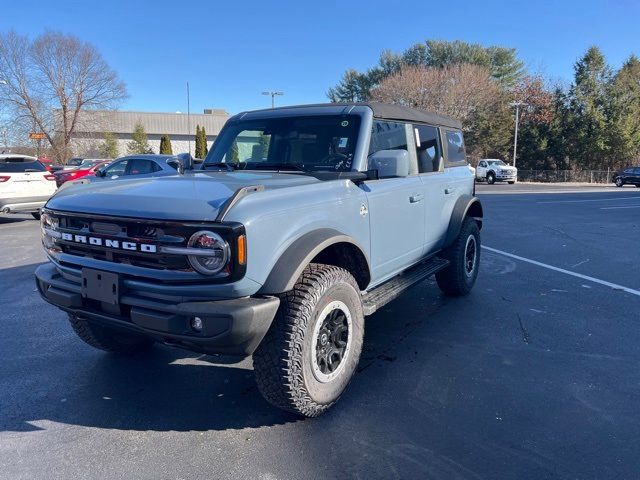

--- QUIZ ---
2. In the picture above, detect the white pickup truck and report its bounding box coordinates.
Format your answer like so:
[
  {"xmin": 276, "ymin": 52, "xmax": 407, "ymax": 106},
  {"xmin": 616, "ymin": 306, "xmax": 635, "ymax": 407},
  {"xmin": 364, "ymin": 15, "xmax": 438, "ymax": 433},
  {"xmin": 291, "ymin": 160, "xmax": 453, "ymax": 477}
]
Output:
[{"xmin": 476, "ymin": 159, "xmax": 517, "ymax": 184}]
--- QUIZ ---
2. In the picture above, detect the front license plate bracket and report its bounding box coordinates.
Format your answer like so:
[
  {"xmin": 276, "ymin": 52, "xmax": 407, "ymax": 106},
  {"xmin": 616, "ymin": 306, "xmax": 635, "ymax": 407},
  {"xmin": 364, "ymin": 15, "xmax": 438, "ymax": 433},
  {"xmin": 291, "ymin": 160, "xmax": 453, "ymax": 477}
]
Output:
[{"xmin": 81, "ymin": 268, "xmax": 120, "ymax": 305}]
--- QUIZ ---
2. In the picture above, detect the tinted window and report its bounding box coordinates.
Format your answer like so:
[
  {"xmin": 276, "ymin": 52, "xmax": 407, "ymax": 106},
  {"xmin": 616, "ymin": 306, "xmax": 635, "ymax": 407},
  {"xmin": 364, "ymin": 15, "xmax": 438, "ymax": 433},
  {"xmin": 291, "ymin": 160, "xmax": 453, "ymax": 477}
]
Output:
[
  {"xmin": 633, "ymin": 168, "xmax": 640, "ymax": 174},
  {"xmin": 0, "ymin": 159, "xmax": 45, "ymax": 172},
  {"xmin": 127, "ymin": 159, "xmax": 160, "ymax": 175},
  {"xmin": 369, "ymin": 120, "xmax": 409, "ymax": 156},
  {"xmin": 479, "ymin": 161, "xmax": 487, "ymax": 167},
  {"xmin": 624, "ymin": 168, "xmax": 634, "ymax": 174},
  {"xmin": 206, "ymin": 115, "xmax": 361, "ymax": 172},
  {"xmin": 414, "ymin": 124, "xmax": 441, "ymax": 173},
  {"xmin": 445, "ymin": 130, "xmax": 466, "ymax": 164},
  {"xmin": 104, "ymin": 160, "xmax": 128, "ymax": 176}
]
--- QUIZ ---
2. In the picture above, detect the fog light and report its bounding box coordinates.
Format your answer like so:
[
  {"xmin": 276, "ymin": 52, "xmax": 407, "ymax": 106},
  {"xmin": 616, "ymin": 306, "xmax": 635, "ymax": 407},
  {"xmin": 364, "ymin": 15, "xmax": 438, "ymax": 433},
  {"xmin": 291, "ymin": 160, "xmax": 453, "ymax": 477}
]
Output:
[{"xmin": 190, "ymin": 316, "xmax": 203, "ymax": 332}]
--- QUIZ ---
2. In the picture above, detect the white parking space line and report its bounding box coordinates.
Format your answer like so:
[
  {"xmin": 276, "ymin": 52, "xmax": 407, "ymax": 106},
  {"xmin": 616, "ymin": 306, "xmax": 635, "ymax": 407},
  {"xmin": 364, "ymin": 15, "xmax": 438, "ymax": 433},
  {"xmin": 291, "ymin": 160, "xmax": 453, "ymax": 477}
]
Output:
[
  {"xmin": 483, "ymin": 246, "xmax": 640, "ymax": 297},
  {"xmin": 537, "ymin": 196, "xmax": 640, "ymax": 204},
  {"xmin": 600, "ymin": 205, "xmax": 640, "ymax": 210}
]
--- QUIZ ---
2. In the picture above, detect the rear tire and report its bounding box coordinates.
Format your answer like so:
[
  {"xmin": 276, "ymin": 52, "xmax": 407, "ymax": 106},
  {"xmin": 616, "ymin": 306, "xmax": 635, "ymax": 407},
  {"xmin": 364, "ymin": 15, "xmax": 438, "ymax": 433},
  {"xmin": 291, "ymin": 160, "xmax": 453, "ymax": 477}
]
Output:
[
  {"xmin": 436, "ymin": 217, "xmax": 481, "ymax": 297},
  {"xmin": 487, "ymin": 172, "xmax": 496, "ymax": 185},
  {"xmin": 253, "ymin": 264, "xmax": 364, "ymax": 417},
  {"xmin": 31, "ymin": 212, "xmax": 41, "ymax": 220},
  {"xmin": 68, "ymin": 314, "xmax": 154, "ymax": 354}
]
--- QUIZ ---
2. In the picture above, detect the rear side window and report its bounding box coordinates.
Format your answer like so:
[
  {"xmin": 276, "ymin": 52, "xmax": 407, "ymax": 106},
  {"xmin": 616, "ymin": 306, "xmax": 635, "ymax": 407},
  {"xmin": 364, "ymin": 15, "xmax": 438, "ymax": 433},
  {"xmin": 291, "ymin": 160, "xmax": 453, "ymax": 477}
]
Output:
[
  {"xmin": 127, "ymin": 159, "xmax": 161, "ymax": 175},
  {"xmin": 0, "ymin": 160, "xmax": 45, "ymax": 172},
  {"xmin": 414, "ymin": 124, "xmax": 441, "ymax": 173},
  {"xmin": 445, "ymin": 130, "xmax": 466, "ymax": 165}
]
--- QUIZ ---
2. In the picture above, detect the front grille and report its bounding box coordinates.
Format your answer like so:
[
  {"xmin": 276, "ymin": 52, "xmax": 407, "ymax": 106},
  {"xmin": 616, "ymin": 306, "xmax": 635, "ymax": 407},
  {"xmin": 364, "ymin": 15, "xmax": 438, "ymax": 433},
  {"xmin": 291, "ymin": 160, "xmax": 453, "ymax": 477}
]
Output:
[{"xmin": 48, "ymin": 211, "xmax": 198, "ymax": 271}]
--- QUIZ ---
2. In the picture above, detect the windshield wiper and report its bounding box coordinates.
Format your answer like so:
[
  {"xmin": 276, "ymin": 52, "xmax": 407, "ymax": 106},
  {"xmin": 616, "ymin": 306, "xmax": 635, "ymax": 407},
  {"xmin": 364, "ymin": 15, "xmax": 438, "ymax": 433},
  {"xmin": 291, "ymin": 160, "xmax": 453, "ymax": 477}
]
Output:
[
  {"xmin": 248, "ymin": 163, "xmax": 310, "ymax": 173},
  {"xmin": 202, "ymin": 162, "xmax": 236, "ymax": 172}
]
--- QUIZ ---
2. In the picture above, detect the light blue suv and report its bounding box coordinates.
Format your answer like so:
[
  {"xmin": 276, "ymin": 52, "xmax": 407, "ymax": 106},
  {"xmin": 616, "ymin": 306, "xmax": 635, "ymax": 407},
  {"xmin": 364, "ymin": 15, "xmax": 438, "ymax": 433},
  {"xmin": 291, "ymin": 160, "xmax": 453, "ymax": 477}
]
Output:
[{"xmin": 36, "ymin": 102, "xmax": 483, "ymax": 417}]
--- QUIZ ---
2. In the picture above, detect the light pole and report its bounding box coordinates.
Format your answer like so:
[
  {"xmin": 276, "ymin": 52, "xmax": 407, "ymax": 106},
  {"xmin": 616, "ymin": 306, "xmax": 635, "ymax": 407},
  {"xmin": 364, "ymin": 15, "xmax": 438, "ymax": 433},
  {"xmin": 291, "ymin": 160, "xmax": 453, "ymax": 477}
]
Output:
[
  {"xmin": 509, "ymin": 101, "xmax": 527, "ymax": 168},
  {"xmin": 186, "ymin": 81, "xmax": 191, "ymax": 157},
  {"xmin": 262, "ymin": 91, "xmax": 284, "ymax": 109}
]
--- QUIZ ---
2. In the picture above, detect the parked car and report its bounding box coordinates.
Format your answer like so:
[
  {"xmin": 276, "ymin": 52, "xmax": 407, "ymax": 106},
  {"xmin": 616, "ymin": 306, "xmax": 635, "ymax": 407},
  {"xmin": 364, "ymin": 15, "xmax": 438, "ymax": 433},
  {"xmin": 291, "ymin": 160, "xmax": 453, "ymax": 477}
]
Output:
[
  {"xmin": 92, "ymin": 154, "xmax": 190, "ymax": 181},
  {"xmin": 36, "ymin": 102, "xmax": 483, "ymax": 417},
  {"xmin": 63, "ymin": 157, "xmax": 85, "ymax": 170},
  {"xmin": 0, "ymin": 154, "xmax": 57, "ymax": 219},
  {"xmin": 476, "ymin": 159, "xmax": 517, "ymax": 184},
  {"xmin": 613, "ymin": 167, "xmax": 640, "ymax": 187},
  {"xmin": 38, "ymin": 156, "xmax": 62, "ymax": 173},
  {"xmin": 53, "ymin": 159, "xmax": 110, "ymax": 187}
]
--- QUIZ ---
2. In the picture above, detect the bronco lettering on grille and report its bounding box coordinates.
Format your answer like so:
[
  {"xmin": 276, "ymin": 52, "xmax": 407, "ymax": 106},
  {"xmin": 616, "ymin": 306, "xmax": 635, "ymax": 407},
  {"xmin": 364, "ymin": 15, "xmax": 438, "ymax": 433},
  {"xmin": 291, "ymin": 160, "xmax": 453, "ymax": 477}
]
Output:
[{"xmin": 60, "ymin": 232, "xmax": 157, "ymax": 253}]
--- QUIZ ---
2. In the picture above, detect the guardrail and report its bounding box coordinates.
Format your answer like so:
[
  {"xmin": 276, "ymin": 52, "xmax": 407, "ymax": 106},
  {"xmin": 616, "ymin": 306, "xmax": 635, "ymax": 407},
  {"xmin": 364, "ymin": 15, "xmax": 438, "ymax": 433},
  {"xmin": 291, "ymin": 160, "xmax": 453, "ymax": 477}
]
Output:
[{"xmin": 516, "ymin": 170, "xmax": 614, "ymax": 184}]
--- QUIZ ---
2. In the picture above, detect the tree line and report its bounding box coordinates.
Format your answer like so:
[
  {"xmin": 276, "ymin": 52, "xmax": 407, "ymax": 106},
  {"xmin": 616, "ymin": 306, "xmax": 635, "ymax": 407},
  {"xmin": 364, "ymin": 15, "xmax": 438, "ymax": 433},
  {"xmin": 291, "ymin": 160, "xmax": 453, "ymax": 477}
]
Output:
[
  {"xmin": 100, "ymin": 123, "xmax": 210, "ymax": 159},
  {"xmin": 328, "ymin": 40, "xmax": 640, "ymax": 171}
]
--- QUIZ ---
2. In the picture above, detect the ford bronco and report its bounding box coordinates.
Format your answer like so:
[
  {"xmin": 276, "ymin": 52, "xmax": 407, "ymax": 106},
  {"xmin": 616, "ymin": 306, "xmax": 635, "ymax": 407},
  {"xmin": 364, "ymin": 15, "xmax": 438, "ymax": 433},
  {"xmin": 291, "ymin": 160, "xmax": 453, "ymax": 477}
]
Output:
[{"xmin": 35, "ymin": 102, "xmax": 483, "ymax": 417}]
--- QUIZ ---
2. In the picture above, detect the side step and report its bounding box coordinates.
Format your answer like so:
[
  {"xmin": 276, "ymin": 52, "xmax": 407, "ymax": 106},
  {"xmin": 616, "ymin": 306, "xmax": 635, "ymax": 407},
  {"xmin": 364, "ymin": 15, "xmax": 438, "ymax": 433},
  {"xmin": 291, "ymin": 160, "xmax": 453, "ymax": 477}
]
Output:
[{"xmin": 362, "ymin": 257, "xmax": 449, "ymax": 316}]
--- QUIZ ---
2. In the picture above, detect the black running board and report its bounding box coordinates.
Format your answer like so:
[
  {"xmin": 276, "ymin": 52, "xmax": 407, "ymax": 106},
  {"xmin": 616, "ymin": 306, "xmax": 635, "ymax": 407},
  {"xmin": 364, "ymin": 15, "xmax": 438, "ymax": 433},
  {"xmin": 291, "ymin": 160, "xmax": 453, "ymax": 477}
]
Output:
[{"xmin": 362, "ymin": 257, "xmax": 449, "ymax": 316}]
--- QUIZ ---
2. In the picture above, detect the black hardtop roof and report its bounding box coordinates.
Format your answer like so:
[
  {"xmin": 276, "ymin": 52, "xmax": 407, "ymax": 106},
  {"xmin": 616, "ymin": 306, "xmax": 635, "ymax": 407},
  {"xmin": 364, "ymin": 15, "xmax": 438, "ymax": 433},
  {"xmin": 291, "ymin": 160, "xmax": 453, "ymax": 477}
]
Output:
[{"xmin": 238, "ymin": 102, "xmax": 463, "ymax": 129}]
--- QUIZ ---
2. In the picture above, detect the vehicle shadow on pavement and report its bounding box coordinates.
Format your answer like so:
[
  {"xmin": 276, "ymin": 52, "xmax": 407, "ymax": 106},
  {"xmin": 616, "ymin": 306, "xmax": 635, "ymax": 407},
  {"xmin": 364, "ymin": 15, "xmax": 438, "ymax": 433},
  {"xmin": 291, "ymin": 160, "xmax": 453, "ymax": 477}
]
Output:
[{"xmin": 1, "ymin": 263, "xmax": 452, "ymax": 434}]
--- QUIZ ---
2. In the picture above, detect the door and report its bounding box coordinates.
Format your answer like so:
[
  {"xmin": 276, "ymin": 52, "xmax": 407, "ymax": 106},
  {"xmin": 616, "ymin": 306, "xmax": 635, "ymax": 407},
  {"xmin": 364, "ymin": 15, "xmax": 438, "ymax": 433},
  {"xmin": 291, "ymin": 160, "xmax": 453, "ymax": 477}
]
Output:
[
  {"xmin": 364, "ymin": 120, "xmax": 425, "ymax": 283},
  {"xmin": 477, "ymin": 160, "xmax": 487, "ymax": 179},
  {"xmin": 414, "ymin": 124, "xmax": 448, "ymax": 253}
]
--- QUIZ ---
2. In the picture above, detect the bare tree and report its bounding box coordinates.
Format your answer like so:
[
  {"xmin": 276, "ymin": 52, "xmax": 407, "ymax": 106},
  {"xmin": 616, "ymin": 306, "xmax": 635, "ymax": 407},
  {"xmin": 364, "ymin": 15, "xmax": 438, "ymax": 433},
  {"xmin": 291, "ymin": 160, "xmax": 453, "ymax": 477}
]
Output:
[
  {"xmin": 0, "ymin": 31, "xmax": 127, "ymax": 162},
  {"xmin": 371, "ymin": 63, "xmax": 500, "ymax": 125}
]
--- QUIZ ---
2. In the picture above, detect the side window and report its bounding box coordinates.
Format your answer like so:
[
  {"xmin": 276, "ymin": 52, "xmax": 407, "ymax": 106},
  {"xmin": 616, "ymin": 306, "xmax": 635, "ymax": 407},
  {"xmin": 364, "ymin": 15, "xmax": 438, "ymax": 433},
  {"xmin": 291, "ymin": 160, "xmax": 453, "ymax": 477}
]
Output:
[
  {"xmin": 369, "ymin": 120, "xmax": 418, "ymax": 175},
  {"xmin": 479, "ymin": 161, "xmax": 487, "ymax": 168},
  {"xmin": 634, "ymin": 168, "xmax": 640, "ymax": 174},
  {"xmin": 445, "ymin": 130, "xmax": 466, "ymax": 165},
  {"xmin": 414, "ymin": 124, "xmax": 441, "ymax": 173},
  {"xmin": 127, "ymin": 159, "xmax": 159, "ymax": 175},
  {"xmin": 104, "ymin": 160, "xmax": 127, "ymax": 177}
]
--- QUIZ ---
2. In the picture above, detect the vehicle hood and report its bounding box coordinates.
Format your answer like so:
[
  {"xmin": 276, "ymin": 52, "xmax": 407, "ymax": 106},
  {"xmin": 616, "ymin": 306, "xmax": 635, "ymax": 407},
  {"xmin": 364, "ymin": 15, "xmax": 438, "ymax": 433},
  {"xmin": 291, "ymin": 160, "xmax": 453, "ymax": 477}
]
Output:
[
  {"xmin": 46, "ymin": 171, "xmax": 320, "ymax": 221},
  {"xmin": 498, "ymin": 165, "xmax": 517, "ymax": 171}
]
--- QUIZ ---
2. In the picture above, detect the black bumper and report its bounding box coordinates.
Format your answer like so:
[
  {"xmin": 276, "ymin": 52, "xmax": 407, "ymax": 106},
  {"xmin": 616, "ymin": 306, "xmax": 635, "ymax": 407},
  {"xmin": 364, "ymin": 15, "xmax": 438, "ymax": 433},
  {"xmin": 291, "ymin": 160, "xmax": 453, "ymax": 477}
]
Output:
[{"xmin": 35, "ymin": 263, "xmax": 280, "ymax": 356}]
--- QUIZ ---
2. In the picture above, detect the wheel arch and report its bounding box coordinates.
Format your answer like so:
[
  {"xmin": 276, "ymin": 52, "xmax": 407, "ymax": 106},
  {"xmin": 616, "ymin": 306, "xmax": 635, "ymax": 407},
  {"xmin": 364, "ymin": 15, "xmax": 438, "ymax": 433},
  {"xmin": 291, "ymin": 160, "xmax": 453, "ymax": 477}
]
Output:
[
  {"xmin": 443, "ymin": 195, "xmax": 483, "ymax": 249},
  {"xmin": 258, "ymin": 228, "xmax": 371, "ymax": 294}
]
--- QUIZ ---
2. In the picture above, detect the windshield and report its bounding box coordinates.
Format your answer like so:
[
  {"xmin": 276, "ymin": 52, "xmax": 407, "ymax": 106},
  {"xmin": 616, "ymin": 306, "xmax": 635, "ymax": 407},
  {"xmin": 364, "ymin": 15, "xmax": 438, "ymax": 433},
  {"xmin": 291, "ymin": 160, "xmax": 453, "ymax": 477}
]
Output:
[
  {"xmin": 203, "ymin": 115, "xmax": 361, "ymax": 172},
  {"xmin": 488, "ymin": 160, "xmax": 507, "ymax": 166}
]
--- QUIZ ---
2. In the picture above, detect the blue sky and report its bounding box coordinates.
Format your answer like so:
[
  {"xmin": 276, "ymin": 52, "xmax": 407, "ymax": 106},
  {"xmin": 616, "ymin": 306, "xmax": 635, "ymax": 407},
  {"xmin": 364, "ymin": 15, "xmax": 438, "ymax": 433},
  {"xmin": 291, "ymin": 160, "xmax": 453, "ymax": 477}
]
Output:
[{"xmin": 2, "ymin": 0, "xmax": 638, "ymax": 115}]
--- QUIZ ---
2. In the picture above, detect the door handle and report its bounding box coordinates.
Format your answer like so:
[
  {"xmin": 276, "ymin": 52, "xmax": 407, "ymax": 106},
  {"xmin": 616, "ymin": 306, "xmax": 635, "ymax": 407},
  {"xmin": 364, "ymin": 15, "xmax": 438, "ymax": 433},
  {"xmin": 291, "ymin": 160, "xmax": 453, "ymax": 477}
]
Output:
[
  {"xmin": 445, "ymin": 187, "xmax": 455, "ymax": 195},
  {"xmin": 409, "ymin": 194, "xmax": 424, "ymax": 203}
]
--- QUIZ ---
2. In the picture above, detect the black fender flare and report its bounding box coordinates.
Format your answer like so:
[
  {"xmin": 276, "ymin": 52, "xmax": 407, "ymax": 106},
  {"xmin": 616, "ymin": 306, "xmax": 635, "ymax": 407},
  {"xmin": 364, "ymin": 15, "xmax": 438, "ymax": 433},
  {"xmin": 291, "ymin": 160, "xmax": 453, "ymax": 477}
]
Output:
[
  {"xmin": 443, "ymin": 195, "xmax": 483, "ymax": 248},
  {"xmin": 258, "ymin": 228, "xmax": 370, "ymax": 294}
]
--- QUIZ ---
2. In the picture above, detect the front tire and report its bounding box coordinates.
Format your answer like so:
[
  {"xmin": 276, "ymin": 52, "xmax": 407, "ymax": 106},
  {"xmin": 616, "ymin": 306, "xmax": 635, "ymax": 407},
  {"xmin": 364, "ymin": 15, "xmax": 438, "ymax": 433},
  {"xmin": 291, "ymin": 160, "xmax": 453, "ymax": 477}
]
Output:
[
  {"xmin": 508, "ymin": 181, "xmax": 515, "ymax": 185},
  {"xmin": 31, "ymin": 212, "xmax": 41, "ymax": 220},
  {"xmin": 615, "ymin": 178, "xmax": 624, "ymax": 187},
  {"xmin": 436, "ymin": 217, "xmax": 481, "ymax": 297},
  {"xmin": 486, "ymin": 172, "xmax": 496, "ymax": 185},
  {"xmin": 253, "ymin": 264, "xmax": 364, "ymax": 417},
  {"xmin": 68, "ymin": 314, "xmax": 154, "ymax": 354}
]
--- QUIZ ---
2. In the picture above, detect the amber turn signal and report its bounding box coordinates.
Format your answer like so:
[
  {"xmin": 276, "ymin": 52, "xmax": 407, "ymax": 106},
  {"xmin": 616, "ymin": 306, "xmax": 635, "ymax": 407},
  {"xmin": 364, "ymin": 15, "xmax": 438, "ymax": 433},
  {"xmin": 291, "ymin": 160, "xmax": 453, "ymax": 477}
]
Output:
[{"xmin": 237, "ymin": 235, "xmax": 246, "ymax": 265}]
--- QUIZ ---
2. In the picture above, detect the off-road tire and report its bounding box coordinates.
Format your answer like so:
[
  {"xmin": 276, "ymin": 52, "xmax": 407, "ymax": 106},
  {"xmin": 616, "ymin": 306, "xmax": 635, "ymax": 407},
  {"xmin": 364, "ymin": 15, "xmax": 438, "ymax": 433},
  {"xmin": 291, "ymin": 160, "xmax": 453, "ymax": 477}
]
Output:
[
  {"xmin": 68, "ymin": 314, "xmax": 154, "ymax": 354},
  {"xmin": 253, "ymin": 264, "xmax": 364, "ymax": 417},
  {"xmin": 31, "ymin": 212, "xmax": 41, "ymax": 220},
  {"xmin": 487, "ymin": 172, "xmax": 496, "ymax": 185},
  {"xmin": 436, "ymin": 217, "xmax": 481, "ymax": 297}
]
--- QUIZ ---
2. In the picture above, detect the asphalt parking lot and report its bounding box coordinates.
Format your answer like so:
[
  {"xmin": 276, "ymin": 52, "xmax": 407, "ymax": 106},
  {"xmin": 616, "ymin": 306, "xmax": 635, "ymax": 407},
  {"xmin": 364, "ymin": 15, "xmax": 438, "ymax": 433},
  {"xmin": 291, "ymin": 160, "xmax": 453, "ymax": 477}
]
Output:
[{"xmin": 1, "ymin": 183, "xmax": 639, "ymax": 479}]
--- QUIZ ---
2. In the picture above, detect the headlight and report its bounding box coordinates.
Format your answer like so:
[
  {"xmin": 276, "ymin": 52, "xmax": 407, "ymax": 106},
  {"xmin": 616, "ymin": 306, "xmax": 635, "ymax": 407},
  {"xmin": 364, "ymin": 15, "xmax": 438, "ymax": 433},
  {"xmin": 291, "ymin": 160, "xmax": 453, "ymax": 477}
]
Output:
[{"xmin": 186, "ymin": 230, "xmax": 230, "ymax": 275}]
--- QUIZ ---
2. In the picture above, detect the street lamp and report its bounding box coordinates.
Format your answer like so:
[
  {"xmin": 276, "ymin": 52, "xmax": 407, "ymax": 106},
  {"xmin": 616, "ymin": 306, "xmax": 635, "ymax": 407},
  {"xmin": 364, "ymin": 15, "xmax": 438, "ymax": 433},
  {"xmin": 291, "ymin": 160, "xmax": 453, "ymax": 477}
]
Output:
[
  {"xmin": 509, "ymin": 101, "xmax": 527, "ymax": 168},
  {"xmin": 262, "ymin": 91, "xmax": 284, "ymax": 109}
]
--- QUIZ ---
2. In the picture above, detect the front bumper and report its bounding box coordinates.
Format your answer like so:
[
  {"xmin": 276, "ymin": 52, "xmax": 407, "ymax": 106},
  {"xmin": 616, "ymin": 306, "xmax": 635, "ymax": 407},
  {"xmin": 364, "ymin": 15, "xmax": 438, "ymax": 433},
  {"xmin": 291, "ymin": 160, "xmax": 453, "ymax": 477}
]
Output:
[
  {"xmin": 495, "ymin": 172, "xmax": 517, "ymax": 181},
  {"xmin": 35, "ymin": 262, "xmax": 280, "ymax": 356}
]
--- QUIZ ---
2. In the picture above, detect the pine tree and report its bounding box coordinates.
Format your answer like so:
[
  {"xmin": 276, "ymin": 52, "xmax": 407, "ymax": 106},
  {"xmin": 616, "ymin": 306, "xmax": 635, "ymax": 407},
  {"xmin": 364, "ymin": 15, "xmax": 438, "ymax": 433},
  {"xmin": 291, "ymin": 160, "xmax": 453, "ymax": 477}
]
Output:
[
  {"xmin": 194, "ymin": 125, "xmax": 205, "ymax": 159},
  {"xmin": 159, "ymin": 134, "xmax": 173, "ymax": 155},
  {"xmin": 200, "ymin": 126, "xmax": 208, "ymax": 157},
  {"xmin": 127, "ymin": 122, "xmax": 153, "ymax": 154},
  {"xmin": 608, "ymin": 55, "xmax": 640, "ymax": 167},
  {"xmin": 99, "ymin": 132, "xmax": 119, "ymax": 158}
]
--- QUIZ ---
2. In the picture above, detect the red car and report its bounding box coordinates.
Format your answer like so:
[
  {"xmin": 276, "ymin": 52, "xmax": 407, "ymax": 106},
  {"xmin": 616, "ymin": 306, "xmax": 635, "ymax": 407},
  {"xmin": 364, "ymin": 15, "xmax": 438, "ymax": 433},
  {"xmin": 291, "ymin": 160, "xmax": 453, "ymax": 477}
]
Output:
[
  {"xmin": 37, "ymin": 156, "xmax": 63, "ymax": 173},
  {"xmin": 54, "ymin": 159, "xmax": 110, "ymax": 187}
]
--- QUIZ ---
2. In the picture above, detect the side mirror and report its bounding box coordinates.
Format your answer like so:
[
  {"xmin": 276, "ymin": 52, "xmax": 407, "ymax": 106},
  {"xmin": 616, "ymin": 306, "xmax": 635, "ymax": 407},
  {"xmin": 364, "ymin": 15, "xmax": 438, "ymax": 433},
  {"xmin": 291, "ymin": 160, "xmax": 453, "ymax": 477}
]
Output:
[
  {"xmin": 368, "ymin": 149, "xmax": 410, "ymax": 178},
  {"xmin": 167, "ymin": 158, "xmax": 185, "ymax": 174}
]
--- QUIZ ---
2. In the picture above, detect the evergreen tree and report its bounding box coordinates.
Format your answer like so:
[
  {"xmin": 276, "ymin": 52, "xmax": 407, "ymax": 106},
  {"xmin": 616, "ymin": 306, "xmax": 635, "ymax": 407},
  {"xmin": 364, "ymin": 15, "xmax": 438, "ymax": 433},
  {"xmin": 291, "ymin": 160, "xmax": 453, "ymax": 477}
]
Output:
[
  {"xmin": 195, "ymin": 125, "xmax": 206, "ymax": 159},
  {"xmin": 99, "ymin": 132, "xmax": 119, "ymax": 158},
  {"xmin": 200, "ymin": 126, "xmax": 208, "ymax": 157},
  {"xmin": 568, "ymin": 46, "xmax": 612, "ymax": 170},
  {"xmin": 159, "ymin": 134, "xmax": 173, "ymax": 155},
  {"xmin": 127, "ymin": 122, "xmax": 153, "ymax": 154},
  {"xmin": 608, "ymin": 55, "xmax": 640, "ymax": 167}
]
